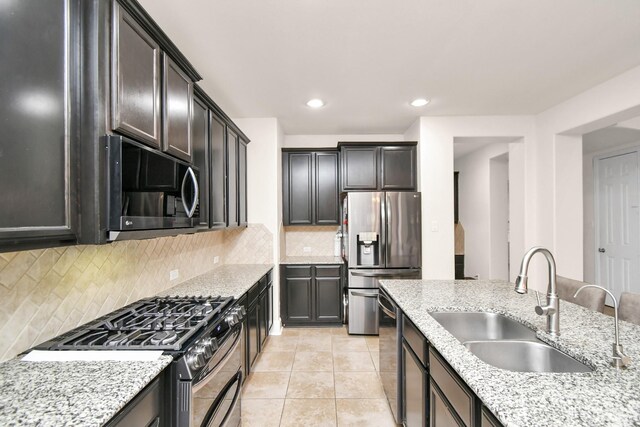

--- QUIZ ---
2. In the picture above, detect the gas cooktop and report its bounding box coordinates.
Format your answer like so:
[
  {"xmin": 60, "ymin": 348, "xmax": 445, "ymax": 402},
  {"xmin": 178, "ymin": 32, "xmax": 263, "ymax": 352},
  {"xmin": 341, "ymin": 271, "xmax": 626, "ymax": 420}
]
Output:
[{"xmin": 39, "ymin": 296, "xmax": 234, "ymax": 351}]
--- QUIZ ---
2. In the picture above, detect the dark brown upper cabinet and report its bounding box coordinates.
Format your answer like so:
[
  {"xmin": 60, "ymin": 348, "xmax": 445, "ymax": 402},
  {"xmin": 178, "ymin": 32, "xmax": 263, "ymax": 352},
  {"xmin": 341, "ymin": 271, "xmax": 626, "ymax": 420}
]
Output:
[
  {"xmin": 380, "ymin": 145, "xmax": 417, "ymax": 190},
  {"xmin": 162, "ymin": 54, "xmax": 193, "ymax": 162},
  {"xmin": 282, "ymin": 150, "xmax": 340, "ymax": 226},
  {"xmin": 111, "ymin": 2, "xmax": 162, "ymax": 149},
  {"xmin": 341, "ymin": 146, "xmax": 378, "ymax": 191},
  {"xmin": 226, "ymin": 128, "xmax": 239, "ymax": 227},
  {"xmin": 192, "ymin": 85, "xmax": 250, "ymax": 232},
  {"xmin": 339, "ymin": 142, "xmax": 417, "ymax": 192},
  {"xmin": 0, "ymin": 0, "xmax": 77, "ymax": 250},
  {"xmin": 191, "ymin": 94, "xmax": 209, "ymax": 228},
  {"xmin": 209, "ymin": 110, "xmax": 227, "ymax": 229},
  {"xmin": 238, "ymin": 138, "xmax": 248, "ymax": 227}
]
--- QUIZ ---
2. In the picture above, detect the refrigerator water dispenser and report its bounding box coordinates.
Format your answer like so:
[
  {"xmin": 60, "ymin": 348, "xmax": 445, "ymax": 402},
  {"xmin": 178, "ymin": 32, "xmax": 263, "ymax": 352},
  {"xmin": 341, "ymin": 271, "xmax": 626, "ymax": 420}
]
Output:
[{"xmin": 357, "ymin": 232, "xmax": 379, "ymax": 266}]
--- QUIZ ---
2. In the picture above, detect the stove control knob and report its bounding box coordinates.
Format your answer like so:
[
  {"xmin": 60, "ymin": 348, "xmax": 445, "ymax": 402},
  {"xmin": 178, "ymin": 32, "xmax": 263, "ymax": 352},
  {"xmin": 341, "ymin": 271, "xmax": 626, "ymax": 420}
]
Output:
[
  {"xmin": 187, "ymin": 351, "xmax": 204, "ymax": 370},
  {"xmin": 201, "ymin": 338, "xmax": 216, "ymax": 358},
  {"xmin": 236, "ymin": 306, "xmax": 247, "ymax": 316},
  {"xmin": 226, "ymin": 313, "xmax": 239, "ymax": 326}
]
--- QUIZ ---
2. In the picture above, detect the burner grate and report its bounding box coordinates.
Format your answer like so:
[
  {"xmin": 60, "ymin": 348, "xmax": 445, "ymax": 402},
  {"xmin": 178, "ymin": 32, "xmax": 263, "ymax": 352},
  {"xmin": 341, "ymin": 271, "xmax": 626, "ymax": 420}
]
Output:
[{"xmin": 45, "ymin": 296, "xmax": 233, "ymax": 351}]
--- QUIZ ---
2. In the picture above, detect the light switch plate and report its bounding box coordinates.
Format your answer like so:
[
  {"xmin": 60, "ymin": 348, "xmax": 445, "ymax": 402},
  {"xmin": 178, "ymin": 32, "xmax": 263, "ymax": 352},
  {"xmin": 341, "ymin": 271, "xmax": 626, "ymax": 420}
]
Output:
[
  {"xmin": 170, "ymin": 269, "xmax": 179, "ymax": 281},
  {"xmin": 214, "ymin": 256, "xmax": 220, "ymax": 264},
  {"xmin": 303, "ymin": 246, "xmax": 312, "ymax": 253}
]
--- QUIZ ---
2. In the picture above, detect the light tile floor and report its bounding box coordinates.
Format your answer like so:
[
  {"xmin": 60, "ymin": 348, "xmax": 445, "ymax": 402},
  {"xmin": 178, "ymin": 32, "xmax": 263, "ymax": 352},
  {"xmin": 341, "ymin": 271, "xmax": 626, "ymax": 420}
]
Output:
[{"xmin": 241, "ymin": 326, "xmax": 397, "ymax": 427}]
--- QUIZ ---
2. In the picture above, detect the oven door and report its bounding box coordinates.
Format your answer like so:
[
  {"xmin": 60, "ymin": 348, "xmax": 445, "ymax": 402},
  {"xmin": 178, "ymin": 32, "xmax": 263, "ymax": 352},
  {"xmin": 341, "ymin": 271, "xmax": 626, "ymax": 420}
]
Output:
[{"xmin": 190, "ymin": 324, "xmax": 243, "ymax": 427}]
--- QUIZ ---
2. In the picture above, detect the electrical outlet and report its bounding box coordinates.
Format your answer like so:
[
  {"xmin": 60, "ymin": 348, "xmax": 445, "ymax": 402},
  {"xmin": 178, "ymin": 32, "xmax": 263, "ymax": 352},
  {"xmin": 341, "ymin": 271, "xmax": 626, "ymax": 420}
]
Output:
[
  {"xmin": 303, "ymin": 246, "xmax": 312, "ymax": 253},
  {"xmin": 431, "ymin": 221, "xmax": 439, "ymax": 232},
  {"xmin": 170, "ymin": 269, "xmax": 179, "ymax": 281},
  {"xmin": 214, "ymin": 256, "xmax": 220, "ymax": 264}
]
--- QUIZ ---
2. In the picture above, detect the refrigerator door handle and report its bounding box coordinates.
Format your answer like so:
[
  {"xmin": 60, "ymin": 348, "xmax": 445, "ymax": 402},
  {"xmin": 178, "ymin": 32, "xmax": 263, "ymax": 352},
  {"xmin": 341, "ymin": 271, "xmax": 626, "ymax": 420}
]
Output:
[{"xmin": 380, "ymin": 192, "xmax": 387, "ymax": 267}]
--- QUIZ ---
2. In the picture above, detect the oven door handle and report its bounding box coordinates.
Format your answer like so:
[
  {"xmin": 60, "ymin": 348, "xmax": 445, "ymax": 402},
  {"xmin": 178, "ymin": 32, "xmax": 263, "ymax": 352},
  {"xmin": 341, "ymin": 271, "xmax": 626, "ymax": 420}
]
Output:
[
  {"xmin": 351, "ymin": 291, "xmax": 379, "ymax": 298},
  {"xmin": 193, "ymin": 324, "xmax": 242, "ymax": 393},
  {"xmin": 203, "ymin": 371, "xmax": 243, "ymax": 427},
  {"xmin": 378, "ymin": 293, "xmax": 396, "ymax": 319}
]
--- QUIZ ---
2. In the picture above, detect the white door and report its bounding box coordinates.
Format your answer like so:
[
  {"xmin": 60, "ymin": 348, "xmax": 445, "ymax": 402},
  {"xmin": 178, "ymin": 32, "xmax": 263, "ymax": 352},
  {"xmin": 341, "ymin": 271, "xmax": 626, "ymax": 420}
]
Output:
[{"xmin": 596, "ymin": 151, "xmax": 640, "ymax": 304}]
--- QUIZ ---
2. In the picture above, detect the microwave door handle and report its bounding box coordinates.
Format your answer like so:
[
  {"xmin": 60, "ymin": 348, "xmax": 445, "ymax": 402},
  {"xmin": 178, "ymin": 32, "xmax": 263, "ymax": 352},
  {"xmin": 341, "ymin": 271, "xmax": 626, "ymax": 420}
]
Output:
[{"xmin": 181, "ymin": 167, "xmax": 199, "ymax": 218}]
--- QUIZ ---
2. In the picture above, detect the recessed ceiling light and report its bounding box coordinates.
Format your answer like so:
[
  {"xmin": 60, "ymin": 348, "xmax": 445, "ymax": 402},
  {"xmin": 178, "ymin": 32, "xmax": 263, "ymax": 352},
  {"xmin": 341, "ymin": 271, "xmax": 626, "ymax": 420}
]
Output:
[
  {"xmin": 410, "ymin": 98, "xmax": 430, "ymax": 107},
  {"xmin": 306, "ymin": 98, "xmax": 325, "ymax": 108}
]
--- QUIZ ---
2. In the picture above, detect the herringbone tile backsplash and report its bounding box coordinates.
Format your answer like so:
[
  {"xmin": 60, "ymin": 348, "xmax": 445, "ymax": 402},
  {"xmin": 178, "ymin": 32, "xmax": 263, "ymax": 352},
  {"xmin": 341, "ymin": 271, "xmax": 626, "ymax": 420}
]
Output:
[{"xmin": 0, "ymin": 225, "xmax": 272, "ymax": 362}]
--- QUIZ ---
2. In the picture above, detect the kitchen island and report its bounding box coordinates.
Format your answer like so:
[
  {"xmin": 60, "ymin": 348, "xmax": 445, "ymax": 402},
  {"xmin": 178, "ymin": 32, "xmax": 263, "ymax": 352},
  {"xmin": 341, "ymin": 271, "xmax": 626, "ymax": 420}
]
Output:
[
  {"xmin": 380, "ymin": 279, "xmax": 640, "ymax": 427},
  {"xmin": 0, "ymin": 263, "xmax": 273, "ymax": 426}
]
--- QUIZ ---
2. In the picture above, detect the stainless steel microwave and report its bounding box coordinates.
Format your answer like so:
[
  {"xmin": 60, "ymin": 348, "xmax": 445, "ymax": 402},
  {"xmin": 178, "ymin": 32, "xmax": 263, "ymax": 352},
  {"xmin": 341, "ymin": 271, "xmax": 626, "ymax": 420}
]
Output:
[{"xmin": 107, "ymin": 136, "xmax": 200, "ymax": 241}]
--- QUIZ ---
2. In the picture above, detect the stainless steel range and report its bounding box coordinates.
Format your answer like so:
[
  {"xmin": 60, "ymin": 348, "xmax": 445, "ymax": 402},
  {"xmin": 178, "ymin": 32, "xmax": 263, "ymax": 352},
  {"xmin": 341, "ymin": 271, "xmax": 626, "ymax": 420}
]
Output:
[{"xmin": 37, "ymin": 296, "xmax": 245, "ymax": 427}]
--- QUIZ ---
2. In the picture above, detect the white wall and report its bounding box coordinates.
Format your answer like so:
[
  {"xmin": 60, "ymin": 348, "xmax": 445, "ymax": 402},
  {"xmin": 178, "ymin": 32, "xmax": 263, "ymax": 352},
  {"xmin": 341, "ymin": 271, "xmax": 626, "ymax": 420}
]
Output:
[
  {"xmin": 533, "ymin": 65, "xmax": 640, "ymax": 283},
  {"xmin": 455, "ymin": 143, "xmax": 509, "ymax": 279},
  {"xmin": 418, "ymin": 116, "xmax": 534, "ymax": 280},
  {"xmin": 508, "ymin": 141, "xmax": 526, "ymax": 282},
  {"xmin": 490, "ymin": 153, "xmax": 509, "ymax": 280},
  {"xmin": 283, "ymin": 134, "xmax": 404, "ymax": 148}
]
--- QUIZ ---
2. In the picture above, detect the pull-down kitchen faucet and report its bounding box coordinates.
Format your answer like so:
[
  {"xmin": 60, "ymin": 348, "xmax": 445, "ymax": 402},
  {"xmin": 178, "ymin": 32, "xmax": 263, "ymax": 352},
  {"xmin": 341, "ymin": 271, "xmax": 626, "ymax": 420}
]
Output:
[{"xmin": 514, "ymin": 247, "xmax": 560, "ymax": 337}]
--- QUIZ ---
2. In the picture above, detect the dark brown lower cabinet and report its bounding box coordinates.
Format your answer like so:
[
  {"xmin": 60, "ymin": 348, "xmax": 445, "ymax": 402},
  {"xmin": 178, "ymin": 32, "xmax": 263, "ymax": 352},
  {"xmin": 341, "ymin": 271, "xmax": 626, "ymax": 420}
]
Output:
[
  {"xmin": 247, "ymin": 299, "xmax": 259, "ymax": 368},
  {"xmin": 430, "ymin": 380, "xmax": 463, "ymax": 427},
  {"xmin": 243, "ymin": 269, "xmax": 273, "ymax": 378},
  {"xmin": 280, "ymin": 264, "xmax": 343, "ymax": 326},
  {"xmin": 106, "ymin": 376, "xmax": 163, "ymax": 426},
  {"xmin": 399, "ymin": 309, "xmax": 504, "ymax": 427},
  {"xmin": 403, "ymin": 340, "xmax": 427, "ymax": 427},
  {"xmin": 481, "ymin": 406, "xmax": 502, "ymax": 427}
]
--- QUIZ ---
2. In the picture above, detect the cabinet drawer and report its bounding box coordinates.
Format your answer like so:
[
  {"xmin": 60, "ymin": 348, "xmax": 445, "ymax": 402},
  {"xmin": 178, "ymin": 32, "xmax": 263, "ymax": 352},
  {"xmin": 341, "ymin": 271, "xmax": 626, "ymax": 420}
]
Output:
[
  {"xmin": 284, "ymin": 266, "xmax": 312, "ymax": 278},
  {"xmin": 248, "ymin": 282, "xmax": 260, "ymax": 305},
  {"xmin": 259, "ymin": 275, "xmax": 268, "ymax": 293},
  {"xmin": 403, "ymin": 316, "xmax": 427, "ymax": 367},
  {"xmin": 429, "ymin": 348, "xmax": 475, "ymax": 427},
  {"xmin": 315, "ymin": 265, "xmax": 341, "ymax": 277}
]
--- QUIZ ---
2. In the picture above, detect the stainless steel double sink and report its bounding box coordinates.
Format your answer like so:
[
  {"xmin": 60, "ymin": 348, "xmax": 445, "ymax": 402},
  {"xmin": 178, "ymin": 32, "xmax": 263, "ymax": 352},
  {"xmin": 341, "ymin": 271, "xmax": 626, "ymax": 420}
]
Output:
[{"xmin": 429, "ymin": 312, "xmax": 593, "ymax": 373}]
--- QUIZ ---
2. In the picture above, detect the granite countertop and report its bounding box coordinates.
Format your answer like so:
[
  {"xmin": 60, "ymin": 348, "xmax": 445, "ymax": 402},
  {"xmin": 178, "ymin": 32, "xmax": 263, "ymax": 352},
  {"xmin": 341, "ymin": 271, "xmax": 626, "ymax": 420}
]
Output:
[
  {"xmin": 380, "ymin": 279, "xmax": 640, "ymax": 427},
  {"xmin": 280, "ymin": 256, "xmax": 343, "ymax": 265},
  {"xmin": 0, "ymin": 264, "xmax": 273, "ymax": 426},
  {"xmin": 161, "ymin": 264, "xmax": 274, "ymax": 299},
  {"xmin": 0, "ymin": 356, "xmax": 172, "ymax": 427}
]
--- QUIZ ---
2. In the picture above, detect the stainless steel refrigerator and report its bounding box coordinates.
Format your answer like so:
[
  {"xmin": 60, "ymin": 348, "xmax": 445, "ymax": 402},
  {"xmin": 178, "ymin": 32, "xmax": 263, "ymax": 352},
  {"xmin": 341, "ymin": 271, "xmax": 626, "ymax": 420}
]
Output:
[{"xmin": 342, "ymin": 191, "xmax": 421, "ymax": 335}]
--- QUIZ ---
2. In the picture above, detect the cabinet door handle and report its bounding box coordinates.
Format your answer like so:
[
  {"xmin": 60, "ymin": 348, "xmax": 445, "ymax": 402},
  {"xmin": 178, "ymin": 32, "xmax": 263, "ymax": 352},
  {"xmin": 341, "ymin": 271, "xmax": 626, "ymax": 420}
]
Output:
[{"xmin": 598, "ymin": 248, "xmax": 606, "ymax": 253}]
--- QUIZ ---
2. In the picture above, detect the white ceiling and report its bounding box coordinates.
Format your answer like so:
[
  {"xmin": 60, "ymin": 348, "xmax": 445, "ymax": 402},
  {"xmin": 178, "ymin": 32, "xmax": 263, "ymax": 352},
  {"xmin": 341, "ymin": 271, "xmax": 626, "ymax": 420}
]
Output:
[{"xmin": 139, "ymin": 0, "xmax": 640, "ymax": 135}]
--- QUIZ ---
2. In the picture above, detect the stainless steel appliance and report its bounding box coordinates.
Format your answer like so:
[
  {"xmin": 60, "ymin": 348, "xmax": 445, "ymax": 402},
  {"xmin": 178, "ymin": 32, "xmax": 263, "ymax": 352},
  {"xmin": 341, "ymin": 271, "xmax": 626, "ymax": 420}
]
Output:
[
  {"xmin": 107, "ymin": 135, "xmax": 201, "ymax": 241},
  {"xmin": 37, "ymin": 296, "xmax": 244, "ymax": 427},
  {"xmin": 342, "ymin": 192, "xmax": 421, "ymax": 334},
  {"xmin": 378, "ymin": 287, "xmax": 403, "ymax": 424}
]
